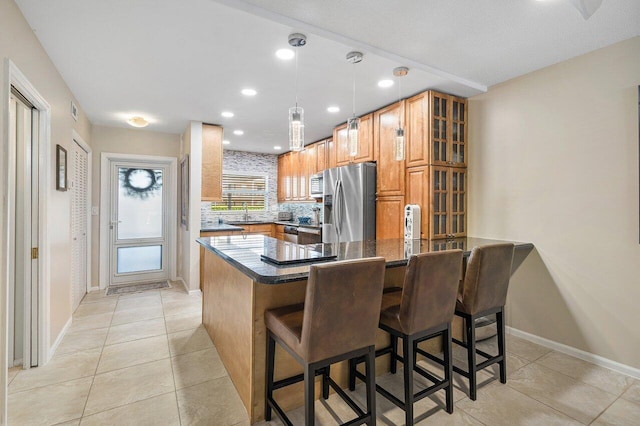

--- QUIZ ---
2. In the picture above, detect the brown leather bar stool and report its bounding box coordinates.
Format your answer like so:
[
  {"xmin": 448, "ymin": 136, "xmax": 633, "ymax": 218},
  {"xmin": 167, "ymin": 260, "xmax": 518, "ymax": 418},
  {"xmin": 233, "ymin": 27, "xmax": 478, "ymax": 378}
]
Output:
[
  {"xmin": 265, "ymin": 257, "xmax": 386, "ymax": 426},
  {"xmin": 450, "ymin": 243, "xmax": 515, "ymax": 401},
  {"xmin": 349, "ymin": 250, "xmax": 463, "ymax": 426}
]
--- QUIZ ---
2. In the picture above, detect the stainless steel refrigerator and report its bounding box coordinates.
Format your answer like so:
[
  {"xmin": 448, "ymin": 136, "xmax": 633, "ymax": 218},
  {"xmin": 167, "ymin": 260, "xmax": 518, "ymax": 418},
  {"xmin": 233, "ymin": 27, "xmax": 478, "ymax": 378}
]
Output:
[{"xmin": 322, "ymin": 162, "xmax": 376, "ymax": 243}]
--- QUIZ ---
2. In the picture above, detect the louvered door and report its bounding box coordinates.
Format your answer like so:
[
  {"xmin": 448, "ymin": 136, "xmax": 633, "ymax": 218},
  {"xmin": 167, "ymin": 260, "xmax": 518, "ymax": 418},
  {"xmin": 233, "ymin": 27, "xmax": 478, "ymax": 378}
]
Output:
[{"xmin": 71, "ymin": 141, "xmax": 89, "ymax": 310}]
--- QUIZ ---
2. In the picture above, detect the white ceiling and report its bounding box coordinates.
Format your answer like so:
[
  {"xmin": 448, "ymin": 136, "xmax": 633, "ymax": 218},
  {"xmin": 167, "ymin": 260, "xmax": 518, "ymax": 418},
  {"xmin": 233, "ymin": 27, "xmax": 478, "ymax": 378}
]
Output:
[{"xmin": 15, "ymin": 0, "xmax": 640, "ymax": 153}]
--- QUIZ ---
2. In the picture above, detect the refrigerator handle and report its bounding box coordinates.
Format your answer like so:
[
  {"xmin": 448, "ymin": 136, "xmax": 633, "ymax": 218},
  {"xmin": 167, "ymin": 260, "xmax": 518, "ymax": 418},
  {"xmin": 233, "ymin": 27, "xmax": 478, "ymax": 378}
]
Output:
[{"xmin": 336, "ymin": 179, "xmax": 344, "ymax": 237}]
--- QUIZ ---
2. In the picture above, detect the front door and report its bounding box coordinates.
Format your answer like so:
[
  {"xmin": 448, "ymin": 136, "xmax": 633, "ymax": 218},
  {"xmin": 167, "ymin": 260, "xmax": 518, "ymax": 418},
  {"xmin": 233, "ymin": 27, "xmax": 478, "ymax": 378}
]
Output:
[{"xmin": 109, "ymin": 160, "xmax": 170, "ymax": 286}]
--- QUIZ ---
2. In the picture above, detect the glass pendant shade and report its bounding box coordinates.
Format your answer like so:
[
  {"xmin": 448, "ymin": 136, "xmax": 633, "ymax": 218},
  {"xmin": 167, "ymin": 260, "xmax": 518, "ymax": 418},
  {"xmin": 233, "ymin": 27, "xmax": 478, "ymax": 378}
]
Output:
[
  {"xmin": 347, "ymin": 116, "xmax": 359, "ymax": 157},
  {"xmin": 394, "ymin": 127, "xmax": 405, "ymax": 161},
  {"xmin": 289, "ymin": 106, "xmax": 304, "ymax": 151}
]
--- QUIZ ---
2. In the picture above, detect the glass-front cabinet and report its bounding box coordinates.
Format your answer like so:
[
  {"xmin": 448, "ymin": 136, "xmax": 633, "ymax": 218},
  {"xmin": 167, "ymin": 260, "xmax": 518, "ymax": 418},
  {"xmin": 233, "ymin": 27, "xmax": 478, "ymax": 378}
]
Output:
[{"xmin": 430, "ymin": 92, "xmax": 467, "ymax": 168}]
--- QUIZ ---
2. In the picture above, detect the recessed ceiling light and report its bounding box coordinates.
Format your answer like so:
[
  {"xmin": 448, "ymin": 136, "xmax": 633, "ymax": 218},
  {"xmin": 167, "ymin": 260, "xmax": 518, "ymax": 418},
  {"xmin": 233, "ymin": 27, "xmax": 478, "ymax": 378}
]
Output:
[
  {"xmin": 378, "ymin": 80, "xmax": 394, "ymax": 88},
  {"xmin": 276, "ymin": 49, "xmax": 294, "ymax": 60},
  {"xmin": 127, "ymin": 116, "xmax": 149, "ymax": 128},
  {"xmin": 222, "ymin": 140, "xmax": 230, "ymax": 145},
  {"xmin": 274, "ymin": 145, "xmax": 282, "ymax": 150},
  {"xmin": 241, "ymin": 88, "xmax": 257, "ymax": 96},
  {"xmin": 221, "ymin": 111, "xmax": 234, "ymax": 118},
  {"xmin": 327, "ymin": 106, "xmax": 340, "ymax": 113},
  {"xmin": 233, "ymin": 130, "xmax": 244, "ymax": 135}
]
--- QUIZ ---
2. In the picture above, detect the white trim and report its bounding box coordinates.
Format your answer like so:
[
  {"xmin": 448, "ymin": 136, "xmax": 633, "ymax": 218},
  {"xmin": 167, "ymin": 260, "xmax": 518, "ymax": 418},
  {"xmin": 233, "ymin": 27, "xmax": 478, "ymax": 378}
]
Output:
[
  {"xmin": 99, "ymin": 152, "xmax": 177, "ymax": 289},
  {"xmin": 72, "ymin": 131, "xmax": 92, "ymax": 294},
  {"xmin": 2, "ymin": 59, "xmax": 52, "ymax": 426},
  {"xmin": 188, "ymin": 289, "xmax": 202, "ymax": 296},
  {"xmin": 47, "ymin": 316, "xmax": 72, "ymax": 360},
  {"xmin": 507, "ymin": 326, "xmax": 640, "ymax": 379},
  {"xmin": 89, "ymin": 286, "xmax": 100, "ymax": 293}
]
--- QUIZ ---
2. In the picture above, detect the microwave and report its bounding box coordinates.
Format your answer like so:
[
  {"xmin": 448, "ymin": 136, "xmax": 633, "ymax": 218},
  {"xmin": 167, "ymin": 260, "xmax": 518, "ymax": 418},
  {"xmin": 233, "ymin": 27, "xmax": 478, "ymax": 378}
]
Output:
[{"xmin": 309, "ymin": 172, "xmax": 323, "ymax": 198}]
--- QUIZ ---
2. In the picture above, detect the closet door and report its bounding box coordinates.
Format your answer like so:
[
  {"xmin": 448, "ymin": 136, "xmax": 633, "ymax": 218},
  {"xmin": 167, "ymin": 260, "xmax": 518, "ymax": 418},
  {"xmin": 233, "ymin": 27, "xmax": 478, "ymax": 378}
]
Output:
[{"xmin": 71, "ymin": 141, "xmax": 89, "ymax": 310}]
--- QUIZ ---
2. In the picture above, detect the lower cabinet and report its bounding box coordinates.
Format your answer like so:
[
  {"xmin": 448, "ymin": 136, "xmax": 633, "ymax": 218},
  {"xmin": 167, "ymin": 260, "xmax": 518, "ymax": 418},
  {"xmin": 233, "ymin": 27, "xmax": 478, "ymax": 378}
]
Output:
[{"xmin": 376, "ymin": 196, "xmax": 405, "ymax": 240}]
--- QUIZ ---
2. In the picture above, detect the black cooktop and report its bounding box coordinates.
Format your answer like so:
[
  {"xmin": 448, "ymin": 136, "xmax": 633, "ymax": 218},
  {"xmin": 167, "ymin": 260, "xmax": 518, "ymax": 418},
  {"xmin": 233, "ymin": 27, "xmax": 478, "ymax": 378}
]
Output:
[{"xmin": 260, "ymin": 239, "xmax": 336, "ymax": 266}]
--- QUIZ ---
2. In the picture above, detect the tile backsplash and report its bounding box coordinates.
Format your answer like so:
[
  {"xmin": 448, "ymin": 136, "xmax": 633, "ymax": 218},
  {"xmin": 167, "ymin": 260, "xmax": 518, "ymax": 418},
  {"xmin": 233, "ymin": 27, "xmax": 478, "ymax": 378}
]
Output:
[{"xmin": 200, "ymin": 150, "xmax": 322, "ymax": 226}]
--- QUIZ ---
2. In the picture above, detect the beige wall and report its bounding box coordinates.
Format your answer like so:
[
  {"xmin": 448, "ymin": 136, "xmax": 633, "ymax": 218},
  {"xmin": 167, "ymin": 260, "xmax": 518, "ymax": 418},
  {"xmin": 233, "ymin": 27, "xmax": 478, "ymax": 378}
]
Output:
[
  {"xmin": 468, "ymin": 37, "xmax": 640, "ymax": 369},
  {"xmin": 178, "ymin": 122, "xmax": 203, "ymax": 292},
  {"xmin": 89, "ymin": 125, "xmax": 180, "ymax": 287},
  {"xmin": 0, "ymin": 0, "xmax": 92, "ymax": 379}
]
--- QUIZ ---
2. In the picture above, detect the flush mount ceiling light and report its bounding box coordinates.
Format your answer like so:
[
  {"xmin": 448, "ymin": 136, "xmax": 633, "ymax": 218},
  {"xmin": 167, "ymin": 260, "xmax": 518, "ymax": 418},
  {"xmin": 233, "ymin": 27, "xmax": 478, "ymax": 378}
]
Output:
[
  {"xmin": 378, "ymin": 79, "xmax": 394, "ymax": 88},
  {"xmin": 274, "ymin": 145, "xmax": 282, "ymax": 150},
  {"xmin": 288, "ymin": 33, "xmax": 307, "ymax": 152},
  {"xmin": 233, "ymin": 130, "xmax": 244, "ymax": 135},
  {"xmin": 221, "ymin": 111, "xmax": 234, "ymax": 118},
  {"xmin": 241, "ymin": 88, "xmax": 257, "ymax": 96},
  {"xmin": 222, "ymin": 140, "xmax": 230, "ymax": 145},
  {"xmin": 127, "ymin": 116, "xmax": 149, "ymax": 128},
  {"xmin": 346, "ymin": 51, "xmax": 363, "ymax": 157},
  {"xmin": 327, "ymin": 106, "xmax": 340, "ymax": 113},
  {"xmin": 276, "ymin": 48, "xmax": 294, "ymax": 60},
  {"xmin": 393, "ymin": 66, "xmax": 409, "ymax": 161}
]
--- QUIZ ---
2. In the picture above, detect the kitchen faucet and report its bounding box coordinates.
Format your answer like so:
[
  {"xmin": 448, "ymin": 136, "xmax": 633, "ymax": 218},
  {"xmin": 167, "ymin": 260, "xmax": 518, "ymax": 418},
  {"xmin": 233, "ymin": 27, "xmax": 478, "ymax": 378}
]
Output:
[{"xmin": 243, "ymin": 202, "xmax": 249, "ymax": 222}]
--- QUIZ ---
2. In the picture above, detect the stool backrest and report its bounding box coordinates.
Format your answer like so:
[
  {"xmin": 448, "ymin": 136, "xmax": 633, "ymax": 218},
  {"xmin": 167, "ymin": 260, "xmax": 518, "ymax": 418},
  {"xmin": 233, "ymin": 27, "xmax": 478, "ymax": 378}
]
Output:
[
  {"xmin": 399, "ymin": 250, "xmax": 463, "ymax": 334},
  {"xmin": 459, "ymin": 243, "xmax": 515, "ymax": 315},
  {"xmin": 301, "ymin": 257, "xmax": 386, "ymax": 363}
]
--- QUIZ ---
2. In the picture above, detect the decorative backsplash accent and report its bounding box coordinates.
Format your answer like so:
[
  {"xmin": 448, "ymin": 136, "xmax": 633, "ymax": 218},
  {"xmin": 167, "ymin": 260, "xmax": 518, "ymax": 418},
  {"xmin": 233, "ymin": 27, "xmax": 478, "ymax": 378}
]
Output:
[{"xmin": 201, "ymin": 150, "xmax": 323, "ymax": 227}]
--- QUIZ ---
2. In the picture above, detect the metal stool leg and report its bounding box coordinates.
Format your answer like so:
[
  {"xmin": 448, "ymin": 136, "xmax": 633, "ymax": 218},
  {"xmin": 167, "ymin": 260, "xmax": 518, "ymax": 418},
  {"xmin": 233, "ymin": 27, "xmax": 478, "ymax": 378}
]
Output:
[
  {"xmin": 304, "ymin": 363, "xmax": 315, "ymax": 426},
  {"xmin": 443, "ymin": 324, "xmax": 454, "ymax": 414},
  {"xmin": 466, "ymin": 315, "xmax": 477, "ymax": 401},
  {"xmin": 265, "ymin": 332, "xmax": 275, "ymax": 421},
  {"xmin": 497, "ymin": 309, "xmax": 507, "ymax": 384},
  {"xmin": 403, "ymin": 336, "xmax": 415, "ymax": 426},
  {"xmin": 365, "ymin": 346, "xmax": 377, "ymax": 426}
]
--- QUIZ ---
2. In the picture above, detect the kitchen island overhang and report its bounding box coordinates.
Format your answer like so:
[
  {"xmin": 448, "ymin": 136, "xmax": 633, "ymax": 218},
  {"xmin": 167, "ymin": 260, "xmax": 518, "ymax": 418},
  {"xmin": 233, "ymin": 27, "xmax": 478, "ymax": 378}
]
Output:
[{"xmin": 197, "ymin": 235, "xmax": 533, "ymax": 422}]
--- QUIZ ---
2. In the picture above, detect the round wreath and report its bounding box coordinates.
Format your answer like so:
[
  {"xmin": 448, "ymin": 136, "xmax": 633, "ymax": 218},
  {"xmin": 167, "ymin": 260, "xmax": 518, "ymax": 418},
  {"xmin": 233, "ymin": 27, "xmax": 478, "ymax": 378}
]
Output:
[{"xmin": 119, "ymin": 168, "xmax": 162, "ymax": 199}]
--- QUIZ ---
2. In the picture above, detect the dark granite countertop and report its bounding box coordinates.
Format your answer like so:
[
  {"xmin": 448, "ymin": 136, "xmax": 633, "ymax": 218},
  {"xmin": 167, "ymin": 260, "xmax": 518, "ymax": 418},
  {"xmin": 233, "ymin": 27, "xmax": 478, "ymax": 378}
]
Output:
[
  {"xmin": 200, "ymin": 223, "xmax": 245, "ymax": 232},
  {"xmin": 197, "ymin": 235, "xmax": 534, "ymax": 284}
]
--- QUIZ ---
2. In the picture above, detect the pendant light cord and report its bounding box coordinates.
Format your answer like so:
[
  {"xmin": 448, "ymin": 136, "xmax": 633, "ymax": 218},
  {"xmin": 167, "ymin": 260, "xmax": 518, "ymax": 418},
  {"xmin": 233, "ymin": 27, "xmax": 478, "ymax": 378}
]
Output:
[
  {"xmin": 352, "ymin": 61, "xmax": 356, "ymax": 117},
  {"xmin": 398, "ymin": 74, "xmax": 402, "ymax": 128},
  {"xmin": 295, "ymin": 51, "xmax": 299, "ymax": 108}
]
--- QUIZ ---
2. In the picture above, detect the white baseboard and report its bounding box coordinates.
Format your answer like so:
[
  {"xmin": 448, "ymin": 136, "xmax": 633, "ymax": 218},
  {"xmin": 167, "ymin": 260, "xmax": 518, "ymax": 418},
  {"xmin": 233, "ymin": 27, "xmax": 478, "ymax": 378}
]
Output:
[
  {"xmin": 174, "ymin": 277, "xmax": 200, "ymax": 295},
  {"xmin": 507, "ymin": 326, "xmax": 640, "ymax": 379},
  {"xmin": 48, "ymin": 316, "xmax": 72, "ymax": 363},
  {"xmin": 89, "ymin": 286, "xmax": 100, "ymax": 293},
  {"xmin": 188, "ymin": 288, "xmax": 202, "ymax": 296}
]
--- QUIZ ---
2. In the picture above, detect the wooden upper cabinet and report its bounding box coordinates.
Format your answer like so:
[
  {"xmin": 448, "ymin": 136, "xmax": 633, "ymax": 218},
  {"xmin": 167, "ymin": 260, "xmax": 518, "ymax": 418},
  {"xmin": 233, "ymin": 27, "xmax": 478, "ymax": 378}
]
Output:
[
  {"xmin": 334, "ymin": 123, "xmax": 350, "ymax": 166},
  {"xmin": 450, "ymin": 96, "xmax": 467, "ymax": 167},
  {"xmin": 307, "ymin": 143, "xmax": 318, "ymax": 176},
  {"xmin": 297, "ymin": 148, "xmax": 309, "ymax": 200},
  {"xmin": 373, "ymin": 102, "xmax": 405, "ymax": 197},
  {"xmin": 202, "ymin": 124, "xmax": 223, "ymax": 201},
  {"xmin": 376, "ymin": 196, "xmax": 405, "ymax": 240},
  {"xmin": 316, "ymin": 140, "xmax": 326, "ymax": 173},
  {"xmin": 326, "ymin": 138, "xmax": 336, "ymax": 170},
  {"xmin": 334, "ymin": 113, "xmax": 374, "ymax": 166},
  {"xmin": 405, "ymin": 92, "xmax": 429, "ymax": 167},
  {"xmin": 282, "ymin": 152, "xmax": 293, "ymax": 201},
  {"xmin": 405, "ymin": 166, "xmax": 429, "ymax": 239},
  {"xmin": 430, "ymin": 92, "xmax": 467, "ymax": 168}
]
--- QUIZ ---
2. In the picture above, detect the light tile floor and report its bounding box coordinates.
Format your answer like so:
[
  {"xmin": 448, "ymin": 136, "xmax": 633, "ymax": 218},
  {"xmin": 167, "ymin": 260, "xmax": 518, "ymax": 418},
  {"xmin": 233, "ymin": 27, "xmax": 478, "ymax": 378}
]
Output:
[{"xmin": 6, "ymin": 285, "xmax": 640, "ymax": 425}]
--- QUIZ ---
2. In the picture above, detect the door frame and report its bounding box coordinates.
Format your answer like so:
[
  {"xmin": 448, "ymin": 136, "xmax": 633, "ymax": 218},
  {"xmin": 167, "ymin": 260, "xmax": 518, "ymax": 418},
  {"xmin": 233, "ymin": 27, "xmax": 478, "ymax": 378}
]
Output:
[
  {"xmin": 71, "ymin": 131, "xmax": 93, "ymax": 296},
  {"xmin": 99, "ymin": 152, "xmax": 177, "ymax": 289},
  {"xmin": 2, "ymin": 59, "xmax": 52, "ymax": 424}
]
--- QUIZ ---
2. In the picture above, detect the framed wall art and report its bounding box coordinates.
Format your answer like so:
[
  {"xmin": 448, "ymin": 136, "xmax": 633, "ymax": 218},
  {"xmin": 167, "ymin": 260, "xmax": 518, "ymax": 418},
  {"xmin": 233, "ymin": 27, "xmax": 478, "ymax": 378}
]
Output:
[{"xmin": 56, "ymin": 144, "xmax": 68, "ymax": 191}]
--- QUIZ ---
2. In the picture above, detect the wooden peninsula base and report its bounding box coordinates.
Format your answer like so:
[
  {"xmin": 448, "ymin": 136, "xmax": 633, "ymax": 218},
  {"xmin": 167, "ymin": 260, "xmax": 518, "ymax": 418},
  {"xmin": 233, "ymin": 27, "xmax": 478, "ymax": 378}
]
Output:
[{"xmin": 199, "ymin": 236, "xmax": 533, "ymax": 423}]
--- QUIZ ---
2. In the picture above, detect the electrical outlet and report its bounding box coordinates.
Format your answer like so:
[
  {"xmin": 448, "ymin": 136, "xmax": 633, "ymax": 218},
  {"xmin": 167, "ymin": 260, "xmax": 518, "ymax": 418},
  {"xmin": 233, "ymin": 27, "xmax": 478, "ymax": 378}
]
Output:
[{"xmin": 91, "ymin": 206, "xmax": 99, "ymax": 216}]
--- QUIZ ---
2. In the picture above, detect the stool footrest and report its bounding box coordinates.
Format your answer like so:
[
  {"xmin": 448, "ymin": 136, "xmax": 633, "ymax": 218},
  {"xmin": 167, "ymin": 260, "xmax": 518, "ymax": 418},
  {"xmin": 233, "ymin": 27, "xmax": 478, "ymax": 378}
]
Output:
[
  {"xmin": 266, "ymin": 398, "xmax": 294, "ymax": 426},
  {"xmin": 327, "ymin": 376, "xmax": 365, "ymax": 418},
  {"xmin": 414, "ymin": 363, "xmax": 443, "ymax": 385},
  {"xmin": 415, "ymin": 347, "xmax": 444, "ymax": 366}
]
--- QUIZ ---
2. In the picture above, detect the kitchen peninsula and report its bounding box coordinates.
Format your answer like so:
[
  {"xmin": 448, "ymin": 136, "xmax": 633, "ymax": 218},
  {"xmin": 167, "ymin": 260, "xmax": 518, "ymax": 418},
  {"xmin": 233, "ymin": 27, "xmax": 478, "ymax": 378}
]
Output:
[{"xmin": 197, "ymin": 235, "xmax": 533, "ymax": 422}]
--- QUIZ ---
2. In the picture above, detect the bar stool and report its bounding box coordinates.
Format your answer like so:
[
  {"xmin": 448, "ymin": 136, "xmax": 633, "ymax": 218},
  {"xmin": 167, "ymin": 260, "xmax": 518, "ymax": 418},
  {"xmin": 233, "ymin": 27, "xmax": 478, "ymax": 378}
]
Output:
[
  {"xmin": 265, "ymin": 257, "xmax": 386, "ymax": 426},
  {"xmin": 349, "ymin": 250, "xmax": 463, "ymax": 426},
  {"xmin": 451, "ymin": 243, "xmax": 515, "ymax": 400}
]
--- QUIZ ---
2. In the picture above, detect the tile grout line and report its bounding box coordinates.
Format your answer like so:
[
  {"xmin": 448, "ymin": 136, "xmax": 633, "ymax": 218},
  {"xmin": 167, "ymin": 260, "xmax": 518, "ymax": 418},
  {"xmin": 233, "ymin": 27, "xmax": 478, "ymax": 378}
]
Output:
[
  {"xmin": 162, "ymin": 288, "xmax": 184, "ymax": 426},
  {"xmin": 78, "ymin": 292, "xmax": 120, "ymax": 423}
]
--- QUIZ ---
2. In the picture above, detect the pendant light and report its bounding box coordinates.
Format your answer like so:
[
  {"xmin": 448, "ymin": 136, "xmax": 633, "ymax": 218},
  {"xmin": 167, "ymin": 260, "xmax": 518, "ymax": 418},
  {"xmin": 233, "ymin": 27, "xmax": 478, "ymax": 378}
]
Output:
[
  {"xmin": 288, "ymin": 33, "xmax": 306, "ymax": 151},
  {"xmin": 393, "ymin": 66, "xmax": 409, "ymax": 161},
  {"xmin": 346, "ymin": 51, "xmax": 363, "ymax": 157}
]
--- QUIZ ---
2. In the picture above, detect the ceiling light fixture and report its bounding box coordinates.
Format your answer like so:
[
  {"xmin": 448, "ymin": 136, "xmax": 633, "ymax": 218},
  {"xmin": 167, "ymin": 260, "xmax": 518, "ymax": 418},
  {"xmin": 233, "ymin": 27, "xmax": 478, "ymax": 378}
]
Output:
[
  {"xmin": 233, "ymin": 130, "xmax": 244, "ymax": 135},
  {"xmin": 570, "ymin": 0, "xmax": 603, "ymax": 20},
  {"xmin": 378, "ymin": 79, "xmax": 394, "ymax": 88},
  {"xmin": 346, "ymin": 51, "xmax": 363, "ymax": 158},
  {"xmin": 276, "ymin": 48, "xmax": 294, "ymax": 60},
  {"xmin": 222, "ymin": 140, "xmax": 230, "ymax": 145},
  {"xmin": 327, "ymin": 106, "xmax": 340, "ymax": 113},
  {"xmin": 288, "ymin": 33, "xmax": 307, "ymax": 152},
  {"xmin": 221, "ymin": 111, "xmax": 234, "ymax": 118},
  {"xmin": 274, "ymin": 145, "xmax": 282, "ymax": 150},
  {"xmin": 127, "ymin": 116, "xmax": 149, "ymax": 128},
  {"xmin": 393, "ymin": 66, "xmax": 409, "ymax": 161},
  {"xmin": 241, "ymin": 88, "xmax": 257, "ymax": 96}
]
